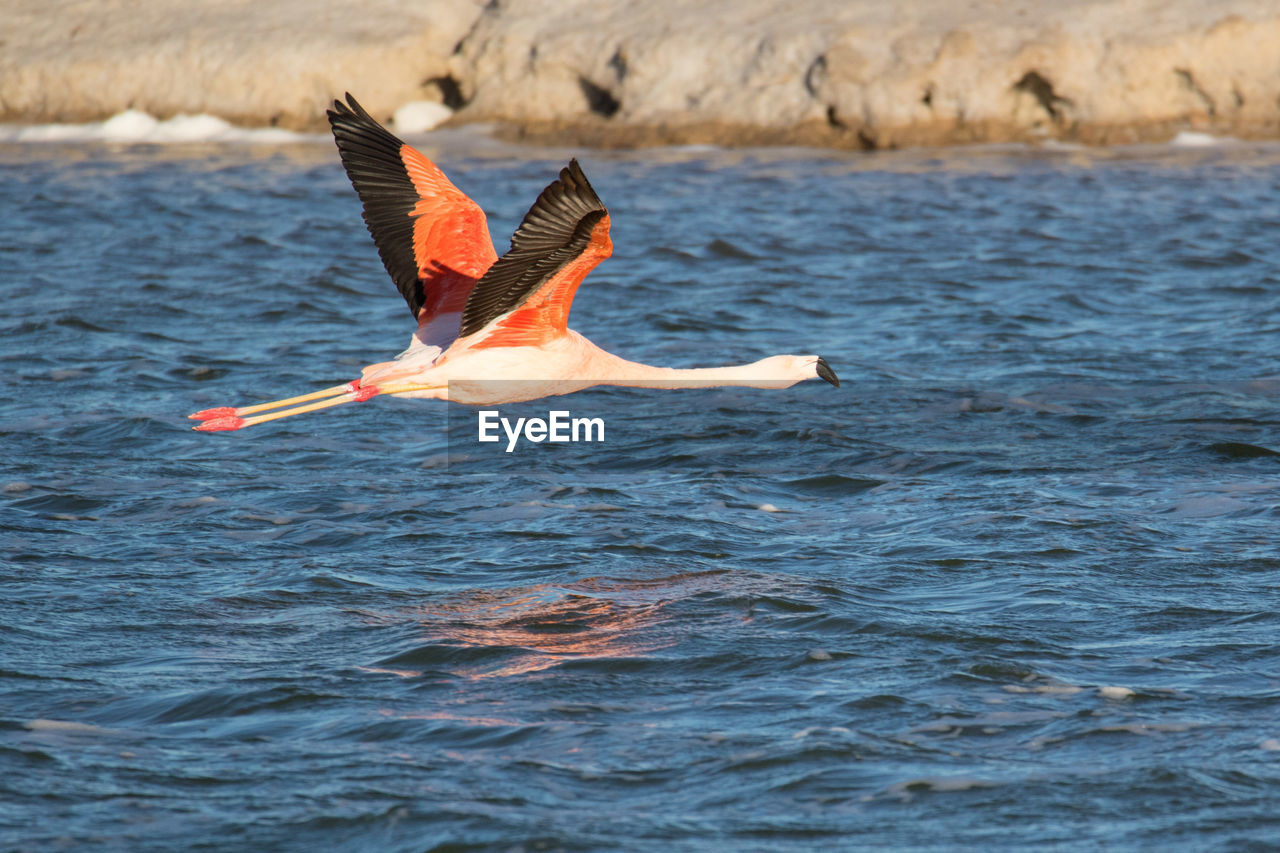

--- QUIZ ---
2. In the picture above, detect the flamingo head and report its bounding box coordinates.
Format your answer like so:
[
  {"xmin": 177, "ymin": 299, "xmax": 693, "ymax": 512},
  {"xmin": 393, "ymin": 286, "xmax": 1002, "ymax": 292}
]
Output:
[
  {"xmin": 753, "ymin": 355, "xmax": 840, "ymax": 388},
  {"xmin": 813, "ymin": 356, "xmax": 840, "ymax": 387}
]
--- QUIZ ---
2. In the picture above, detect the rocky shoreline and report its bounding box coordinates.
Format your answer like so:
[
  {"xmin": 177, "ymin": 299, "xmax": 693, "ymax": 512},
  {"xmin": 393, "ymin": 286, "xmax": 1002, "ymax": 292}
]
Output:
[{"xmin": 5, "ymin": 0, "xmax": 1279, "ymax": 149}]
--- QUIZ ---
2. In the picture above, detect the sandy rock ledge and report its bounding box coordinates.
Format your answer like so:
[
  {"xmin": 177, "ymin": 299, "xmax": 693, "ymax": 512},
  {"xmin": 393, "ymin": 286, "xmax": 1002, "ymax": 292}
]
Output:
[{"xmin": 4, "ymin": 0, "xmax": 1280, "ymax": 148}]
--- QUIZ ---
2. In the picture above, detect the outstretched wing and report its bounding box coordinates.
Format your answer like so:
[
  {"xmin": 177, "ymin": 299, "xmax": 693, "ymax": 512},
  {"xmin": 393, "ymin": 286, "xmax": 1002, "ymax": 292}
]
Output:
[
  {"xmin": 459, "ymin": 159, "xmax": 612, "ymax": 348},
  {"xmin": 326, "ymin": 93, "xmax": 497, "ymax": 340}
]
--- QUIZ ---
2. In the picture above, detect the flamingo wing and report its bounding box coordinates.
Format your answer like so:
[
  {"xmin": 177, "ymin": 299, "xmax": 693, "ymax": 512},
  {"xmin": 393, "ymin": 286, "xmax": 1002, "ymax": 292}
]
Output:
[
  {"xmin": 326, "ymin": 94, "xmax": 497, "ymax": 339},
  {"xmin": 459, "ymin": 159, "xmax": 612, "ymax": 348}
]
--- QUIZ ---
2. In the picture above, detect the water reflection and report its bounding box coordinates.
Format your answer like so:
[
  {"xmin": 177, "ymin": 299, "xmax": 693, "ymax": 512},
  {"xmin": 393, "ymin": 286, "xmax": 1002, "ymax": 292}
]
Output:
[{"xmin": 378, "ymin": 573, "xmax": 727, "ymax": 679}]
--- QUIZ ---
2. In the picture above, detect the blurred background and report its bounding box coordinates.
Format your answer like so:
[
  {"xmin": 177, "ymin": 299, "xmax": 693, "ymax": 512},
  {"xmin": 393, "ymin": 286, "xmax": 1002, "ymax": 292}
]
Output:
[{"xmin": 5, "ymin": 0, "xmax": 1280, "ymax": 148}]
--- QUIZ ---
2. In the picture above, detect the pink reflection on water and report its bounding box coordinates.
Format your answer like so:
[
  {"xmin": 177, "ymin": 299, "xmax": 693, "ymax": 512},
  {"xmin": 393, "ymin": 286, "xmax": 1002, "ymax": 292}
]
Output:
[{"xmin": 400, "ymin": 571, "xmax": 728, "ymax": 679}]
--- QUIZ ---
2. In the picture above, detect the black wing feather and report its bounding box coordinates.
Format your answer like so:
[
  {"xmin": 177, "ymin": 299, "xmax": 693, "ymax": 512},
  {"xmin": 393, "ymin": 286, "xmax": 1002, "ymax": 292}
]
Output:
[
  {"xmin": 459, "ymin": 159, "xmax": 607, "ymax": 338},
  {"xmin": 326, "ymin": 93, "xmax": 425, "ymax": 317}
]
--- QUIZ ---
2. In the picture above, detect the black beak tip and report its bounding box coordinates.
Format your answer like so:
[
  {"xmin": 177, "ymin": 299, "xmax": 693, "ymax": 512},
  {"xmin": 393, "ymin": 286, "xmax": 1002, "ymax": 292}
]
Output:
[{"xmin": 816, "ymin": 356, "xmax": 840, "ymax": 388}]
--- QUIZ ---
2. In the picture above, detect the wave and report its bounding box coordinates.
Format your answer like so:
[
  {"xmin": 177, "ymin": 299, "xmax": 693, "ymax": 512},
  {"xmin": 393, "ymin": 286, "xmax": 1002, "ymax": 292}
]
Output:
[
  {"xmin": 0, "ymin": 110, "xmax": 316, "ymax": 144},
  {"xmin": 0, "ymin": 99, "xmax": 454, "ymax": 145},
  {"xmin": 1169, "ymin": 130, "xmax": 1235, "ymax": 147}
]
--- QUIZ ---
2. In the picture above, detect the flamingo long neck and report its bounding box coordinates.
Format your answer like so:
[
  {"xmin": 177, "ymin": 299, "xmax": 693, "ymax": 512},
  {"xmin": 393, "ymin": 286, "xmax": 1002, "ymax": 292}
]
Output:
[{"xmin": 593, "ymin": 352, "xmax": 792, "ymax": 390}]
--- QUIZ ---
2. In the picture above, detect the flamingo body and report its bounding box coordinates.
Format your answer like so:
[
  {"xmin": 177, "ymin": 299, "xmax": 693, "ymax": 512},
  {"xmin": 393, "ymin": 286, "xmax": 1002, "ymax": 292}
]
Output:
[{"xmin": 190, "ymin": 94, "xmax": 837, "ymax": 431}]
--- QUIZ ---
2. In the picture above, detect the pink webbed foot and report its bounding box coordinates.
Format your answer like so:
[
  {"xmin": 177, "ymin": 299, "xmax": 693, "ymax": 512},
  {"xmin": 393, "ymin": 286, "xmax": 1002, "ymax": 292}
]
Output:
[{"xmin": 193, "ymin": 416, "xmax": 246, "ymax": 432}]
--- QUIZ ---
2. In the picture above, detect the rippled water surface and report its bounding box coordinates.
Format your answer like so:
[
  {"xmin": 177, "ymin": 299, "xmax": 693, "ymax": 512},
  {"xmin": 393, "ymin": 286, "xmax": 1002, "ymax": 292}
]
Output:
[{"xmin": 3, "ymin": 133, "xmax": 1280, "ymax": 850}]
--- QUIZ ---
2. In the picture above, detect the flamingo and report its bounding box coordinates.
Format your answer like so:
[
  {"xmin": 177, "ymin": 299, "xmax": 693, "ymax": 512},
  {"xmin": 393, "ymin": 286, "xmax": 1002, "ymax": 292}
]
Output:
[{"xmin": 189, "ymin": 94, "xmax": 839, "ymax": 432}]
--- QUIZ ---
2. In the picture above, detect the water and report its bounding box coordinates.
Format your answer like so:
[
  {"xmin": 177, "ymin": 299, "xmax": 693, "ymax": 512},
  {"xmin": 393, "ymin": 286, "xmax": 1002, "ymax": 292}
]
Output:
[{"xmin": 3, "ymin": 132, "xmax": 1280, "ymax": 850}]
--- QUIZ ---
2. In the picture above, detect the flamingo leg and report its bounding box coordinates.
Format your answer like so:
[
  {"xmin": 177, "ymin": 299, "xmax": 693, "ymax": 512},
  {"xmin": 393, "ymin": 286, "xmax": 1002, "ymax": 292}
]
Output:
[
  {"xmin": 189, "ymin": 384, "xmax": 353, "ymax": 421},
  {"xmin": 190, "ymin": 380, "xmax": 447, "ymax": 431},
  {"xmin": 193, "ymin": 391, "xmax": 362, "ymax": 431}
]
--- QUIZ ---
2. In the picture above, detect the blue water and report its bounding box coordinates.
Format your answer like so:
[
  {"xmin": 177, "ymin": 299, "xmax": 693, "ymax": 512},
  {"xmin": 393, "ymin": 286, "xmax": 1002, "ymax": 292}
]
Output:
[{"xmin": 3, "ymin": 134, "xmax": 1280, "ymax": 850}]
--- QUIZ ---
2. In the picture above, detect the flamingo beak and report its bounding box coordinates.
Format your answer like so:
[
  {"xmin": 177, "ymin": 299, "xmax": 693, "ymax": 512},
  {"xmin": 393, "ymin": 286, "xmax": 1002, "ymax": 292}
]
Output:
[{"xmin": 815, "ymin": 357, "xmax": 840, "ymax": 387}]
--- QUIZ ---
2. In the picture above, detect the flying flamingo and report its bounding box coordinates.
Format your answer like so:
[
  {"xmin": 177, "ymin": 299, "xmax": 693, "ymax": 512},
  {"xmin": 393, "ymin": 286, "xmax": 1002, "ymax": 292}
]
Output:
[{"xmin": 189, "ymin": 94, "xmax": 839, "ymax": 431}]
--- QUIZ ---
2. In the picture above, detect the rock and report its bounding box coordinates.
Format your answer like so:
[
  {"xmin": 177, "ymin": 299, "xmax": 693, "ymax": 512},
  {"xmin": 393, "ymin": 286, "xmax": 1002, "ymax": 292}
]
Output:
[
  {"xmin": 3, "ymin": 0, "xmax": 1279, "ymax": 148},
  {"xmin": 0, "ymin": 0, "xmax": 484, "ymax": 129}
]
